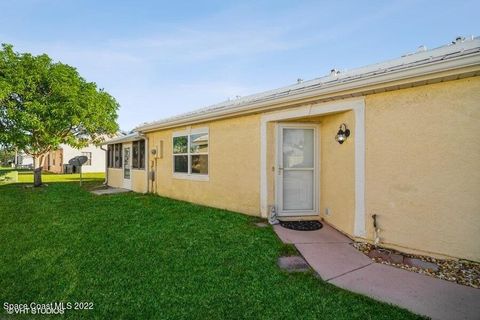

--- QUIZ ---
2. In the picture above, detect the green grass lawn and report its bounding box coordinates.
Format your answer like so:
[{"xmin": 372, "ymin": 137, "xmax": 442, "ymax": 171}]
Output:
[{"xmin": 0, "ymin": 173, "xmax": 423, "ymax": 319}]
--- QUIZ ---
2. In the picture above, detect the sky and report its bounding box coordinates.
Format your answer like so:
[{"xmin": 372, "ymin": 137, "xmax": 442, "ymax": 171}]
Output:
[{"xmin": 0, "ymin": 0, "xmax": 478, "ymax": 130}]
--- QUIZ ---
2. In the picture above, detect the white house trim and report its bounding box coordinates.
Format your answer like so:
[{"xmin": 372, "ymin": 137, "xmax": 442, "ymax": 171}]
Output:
[
  {"xmin": 101, "ymin": 132, "xmax": 142, "ymax": 145},
  {"xmin": 172, "ymin": 126, "xmax": 209, "ymax": 137},
  {"xmin": 260, "ymin": 97, "xmax": 366, "ymax": 237},
  {"xmin": 172, "ymin": 173, "xmax": 209, "ymax": 181}
]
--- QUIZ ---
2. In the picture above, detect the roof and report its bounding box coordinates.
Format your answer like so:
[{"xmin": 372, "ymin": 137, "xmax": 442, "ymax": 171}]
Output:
[
  {"xmin": 101, "ymin": 132, "xmax": 143, "ymax": 145},
  {"xmin": 137, "ymin": 36, "xmax": 480, "ymax": 132}
]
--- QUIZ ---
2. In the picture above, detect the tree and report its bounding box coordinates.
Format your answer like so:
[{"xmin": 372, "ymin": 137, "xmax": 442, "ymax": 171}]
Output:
[
  {"xmin": 0, "ymin": 44, "xmax": 119, "ymax": 186},
  {"xmin": 0, "ymin": 143, "xmax": 15, "ymax": 166}
]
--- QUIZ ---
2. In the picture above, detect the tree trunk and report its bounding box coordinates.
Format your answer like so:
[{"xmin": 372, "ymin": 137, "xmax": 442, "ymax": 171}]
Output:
[
  {"xmin": 33, "ymin": 166, "xmax": 43, "ymax": 187},
  {"xmin": 33, "ymin": 155, "xmax": 44, "ymax": 187}
]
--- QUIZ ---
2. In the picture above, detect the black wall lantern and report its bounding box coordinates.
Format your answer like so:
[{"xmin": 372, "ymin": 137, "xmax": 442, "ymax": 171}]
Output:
[{"xmin": 335, "ymin": 123, "xmax": 350, "ymax": 144}]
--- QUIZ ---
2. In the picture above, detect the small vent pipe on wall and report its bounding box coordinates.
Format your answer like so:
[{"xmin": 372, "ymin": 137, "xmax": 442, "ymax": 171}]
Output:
[{"xmin": 372, "ymin": 214, "xmax": 381, "ymax": 246}]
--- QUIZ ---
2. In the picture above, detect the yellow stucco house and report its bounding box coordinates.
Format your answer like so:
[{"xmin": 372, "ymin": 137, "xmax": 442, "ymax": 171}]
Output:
[{"xmin": 104, "ymin": 37, "xmax": 480, "ymax": 262}]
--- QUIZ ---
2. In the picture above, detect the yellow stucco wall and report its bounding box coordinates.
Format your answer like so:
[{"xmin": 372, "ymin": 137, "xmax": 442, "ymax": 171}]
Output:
[
  {"xmin": 107, "ymin": 168, "xmax": 123, "ymax": 188},
  {"xmin": 146, "ymin": 114, "xmax": 261, "ymax": 215},
  {"xmin": 266, "ymin": 122, "xmax": 276, "ymax": 211},
  {"xmin": 318, "ymin": 111, "xmax": 356, "ymax": 236},
  {"xmin": 134, "ymin": 76, "xmax": 479, "ymax": 261},
  {"xmin": 364, "ymin": 77, "xmax": 480, "ymax": 261},
  {"xmin": 107, "ymin": 168, "xmax": 146, "ymax": 192},
  {"xmin": 131, "ymin": 170, "xmax": 147, "ymax": 193}
]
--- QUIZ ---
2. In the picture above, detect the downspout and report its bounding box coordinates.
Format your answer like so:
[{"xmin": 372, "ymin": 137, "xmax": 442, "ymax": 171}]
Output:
[
  {"xmin": 139, "ymin": 133, "xmax": 149, "ymax": 193},
  {"xmin": 100, "ymin": 145, "xmax": 108, "ymax": 186}
]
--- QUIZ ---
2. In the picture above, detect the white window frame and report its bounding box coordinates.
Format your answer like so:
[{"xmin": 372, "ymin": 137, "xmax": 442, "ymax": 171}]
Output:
[{"xmin": 172, "ymin": 127, "xmax": 209, "ymax": 181}]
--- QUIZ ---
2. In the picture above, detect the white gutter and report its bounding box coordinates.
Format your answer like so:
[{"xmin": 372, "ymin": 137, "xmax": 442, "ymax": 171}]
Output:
[
  {"xmin": 137, "ymin": 47, "xmax": 480, "ymax": 133},
  {"xmin": 100, "ymin": 145, "xmax": 108, "ymax": 185},
  {"xmin": 101, "ymin": 132, "xmax": 142, "ymax": 145}
]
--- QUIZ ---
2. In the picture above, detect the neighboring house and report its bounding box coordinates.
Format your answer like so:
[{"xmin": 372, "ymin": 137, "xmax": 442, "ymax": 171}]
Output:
[
  {"xmin": 103, "ymin": 37, "xmax": 480, "ymax": 262},
  {"xmin": 45, "ymin": 143, "xmax": 106, "ymax": 173},
  {"xmin": 14, "ymin": 152, "xmax": 34, "ymax": 168}
]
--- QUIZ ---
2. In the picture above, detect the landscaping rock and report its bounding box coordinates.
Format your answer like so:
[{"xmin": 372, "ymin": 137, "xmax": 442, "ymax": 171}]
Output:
[
  {"xmin": 278, "ymin": 256, "xmax": 310, "ymax": 272},
  {"xmin": 367, "ymin": 249, "xmax": 391, "ymax": 262},
  {"xmin": 390, "ymin": 253, "xmax": 404, "ymax": 264},
  {"xmin": 352, "ymin": 242, "xmax": 480, "ymax": 288},
  {"xmin": 404, "ymin": 257, "xmax": 439, "ymax": 271}
]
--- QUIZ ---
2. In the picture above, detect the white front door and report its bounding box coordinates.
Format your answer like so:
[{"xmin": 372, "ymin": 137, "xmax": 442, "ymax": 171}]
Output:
[
  {"xmin": 276, "ymin": 124, "xmax": 318, "ymax": 216},
  {"xmin": 123, "ymin": 143, "xmax": 132, "ymax": 190}
]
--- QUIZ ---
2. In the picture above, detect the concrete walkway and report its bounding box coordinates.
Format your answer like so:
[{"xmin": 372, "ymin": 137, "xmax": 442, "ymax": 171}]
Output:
[
  {"xmin": 274, "ymin": 224, "xmax": 480, "ymax": 320},
  {"xmin": 90, "ymin": 187, "xmax": 131, "ymax": 195}
]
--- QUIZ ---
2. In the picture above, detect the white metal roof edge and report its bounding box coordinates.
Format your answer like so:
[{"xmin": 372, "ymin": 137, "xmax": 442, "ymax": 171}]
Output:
[
  {"xmin": 101, "ymin": 132, "xmax": 143, "ymax": 145},
  {"xmin": 137, "ymin": 37, "xmax": 480, "ymax": 132}
]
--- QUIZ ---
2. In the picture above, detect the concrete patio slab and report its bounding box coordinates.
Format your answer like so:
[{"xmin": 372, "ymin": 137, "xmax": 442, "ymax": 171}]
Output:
[
  {"xmin": 90, "ymin": 187, "xmax": 131, "ymax": 195},
  {"xmin": 273, "ymin": 223, "xmax": 480, "ymax": 320},
  {"xmin": 330, "ymin": 263, "xmax": 480, "ymax": 320},
  {"xmin": 296, "ymin": 243, "xmax": 372, "ymax": 280},
  {"xmin": 254, "ymin": 222, "xmax": 269, "ymax": 228},
  {"xmin": 273, "ymin": 223, "xmax": 351, "ymax": 244},
  {"xmin": 278, "ymin": 256, "xmax": 310, "ymax": 272}
]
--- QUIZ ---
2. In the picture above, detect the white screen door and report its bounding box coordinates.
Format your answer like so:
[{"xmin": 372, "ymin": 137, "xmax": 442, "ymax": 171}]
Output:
[
  {"xmin": 277, "ymin": 125, "xmax": 317, "ymax": 216},
  {"xmin": 123, "ymin": 143, "xmax": 132, "ymax": 190}
]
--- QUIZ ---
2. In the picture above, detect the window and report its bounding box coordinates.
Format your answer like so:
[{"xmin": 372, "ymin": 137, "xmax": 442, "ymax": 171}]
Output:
[
  {"xmin": 132, "ymin": 139, "xmax": 145, "ymax": 169},
  {"xmin": 139, "ymin": 140, "xmax": 145, "ymax": 168},
  {"xmin": 132, "ymin": 141, "xmax": 138, "ymax": 169},
  {"xmin": 115, "ymin": 144, "xmax": 122, "ymax": 168},
  {"xmin": 173, "ymin": 129, "xmax": 208, "ymax": 176},
  {"xmin": 82, "ymin": 152, "xmax": 92, "ymax": 165},
  {"xmin": 173, "ymin": 136, "xmax": 188, "ymax": 173},
  {"xmin": 107, "ymin": 145, "xmax": 113, "ymax": 168},
  {"xmin": 107, "ymin": 143, "xmax": 122, "ymax": 168}
]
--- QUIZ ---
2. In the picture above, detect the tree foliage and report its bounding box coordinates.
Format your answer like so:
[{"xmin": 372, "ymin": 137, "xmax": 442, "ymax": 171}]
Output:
[
  {"xmin": 0, "ymin": 144, "xmax": 15, "ymax": 166},
  {"xmin": 0, "ymin": 44, "xmax": 119, "ymax": 159}
]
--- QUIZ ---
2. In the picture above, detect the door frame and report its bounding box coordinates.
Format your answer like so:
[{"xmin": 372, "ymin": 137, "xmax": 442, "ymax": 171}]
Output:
[
  {"xmin": 275, "ymin": 123, "xmax": 320, "ymax": 217},
  {"xmin": 260, "ymin": 97, "xmax": 366, "ymax": 237},
  {"xmin": 123, "ymin": 143, "xmax": 132, "ymax": 190}
]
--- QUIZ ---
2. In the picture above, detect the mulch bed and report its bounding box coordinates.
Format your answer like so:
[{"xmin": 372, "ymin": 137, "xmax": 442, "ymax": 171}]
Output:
[{"xmin": 352, "ymin": 242, "xmax": 480, "ymax": 289}]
